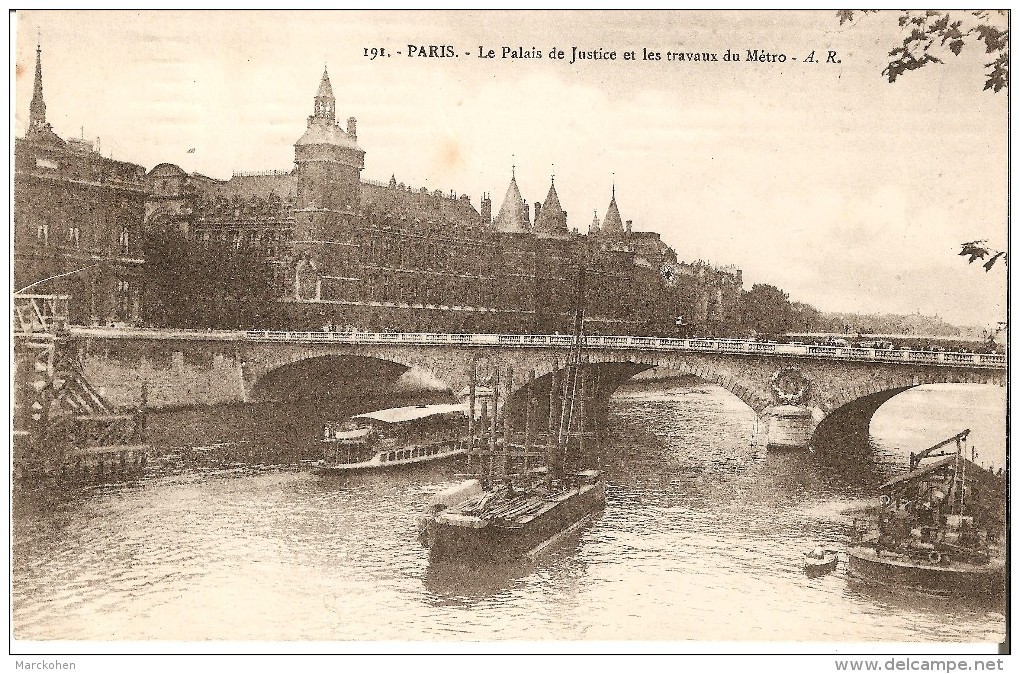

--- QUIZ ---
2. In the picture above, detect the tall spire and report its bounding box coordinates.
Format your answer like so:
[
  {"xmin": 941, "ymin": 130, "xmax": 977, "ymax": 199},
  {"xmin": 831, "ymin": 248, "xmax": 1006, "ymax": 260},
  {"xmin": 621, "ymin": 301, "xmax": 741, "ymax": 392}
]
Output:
[
  {"xmin": 29, "ymin": 42, "xmax": 48, "ymax": 133},
  {"xmin": 313, "ymin": 66, "xmax": 335, "ymax": 123}
]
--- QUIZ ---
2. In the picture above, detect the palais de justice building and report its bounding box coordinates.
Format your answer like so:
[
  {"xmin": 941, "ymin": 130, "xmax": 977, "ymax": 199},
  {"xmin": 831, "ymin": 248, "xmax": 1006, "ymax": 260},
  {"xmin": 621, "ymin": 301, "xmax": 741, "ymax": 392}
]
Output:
[{"xmin": 17, "ymin": 51, "xmax": 743, "ymax": 336}]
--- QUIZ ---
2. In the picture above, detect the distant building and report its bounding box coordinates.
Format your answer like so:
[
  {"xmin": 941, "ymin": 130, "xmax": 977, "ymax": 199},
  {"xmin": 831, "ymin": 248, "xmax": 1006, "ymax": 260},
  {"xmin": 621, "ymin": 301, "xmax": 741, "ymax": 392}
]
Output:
[
  {"xmin": 13, "ymin": 44, "xmax": 147, "ymax": 325},
  {"xmin": 14, "ymin": 53, "xmax": 746, "ymax": 335},
  {"xmin": 142, "ymin": 67, "xmax": 747, "ymax": 335}
]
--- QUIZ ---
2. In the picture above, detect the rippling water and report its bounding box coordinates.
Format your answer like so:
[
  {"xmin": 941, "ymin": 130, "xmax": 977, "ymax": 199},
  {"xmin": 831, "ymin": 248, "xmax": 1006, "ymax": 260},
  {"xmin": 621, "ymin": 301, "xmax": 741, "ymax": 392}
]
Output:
[{"xmin": 12, "ymin": 382, "xmax": 1006, "ymax": 642}]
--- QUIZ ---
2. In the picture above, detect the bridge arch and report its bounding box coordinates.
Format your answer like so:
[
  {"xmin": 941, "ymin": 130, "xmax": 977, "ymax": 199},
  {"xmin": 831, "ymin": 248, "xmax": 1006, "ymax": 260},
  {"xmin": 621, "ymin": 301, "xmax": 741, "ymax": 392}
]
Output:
[
  {"xmin": 247, "ymin": 353, "xmax": 452, "ymax": 403},
  {"xmin": 813, "ymin": 374, "xmax": 1005, "ymax": 447},
  {"xmin": 501, "ymin": 354, "xmax": 774, "ymax": 421}
]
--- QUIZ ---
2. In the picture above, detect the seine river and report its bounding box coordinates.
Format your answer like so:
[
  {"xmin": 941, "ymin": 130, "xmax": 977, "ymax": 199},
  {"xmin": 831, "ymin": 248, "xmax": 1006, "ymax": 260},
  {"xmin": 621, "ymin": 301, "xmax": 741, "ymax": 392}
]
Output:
[{"xmin": 12, "ymin": 381, "xmax": 1006, "ymax": 644}]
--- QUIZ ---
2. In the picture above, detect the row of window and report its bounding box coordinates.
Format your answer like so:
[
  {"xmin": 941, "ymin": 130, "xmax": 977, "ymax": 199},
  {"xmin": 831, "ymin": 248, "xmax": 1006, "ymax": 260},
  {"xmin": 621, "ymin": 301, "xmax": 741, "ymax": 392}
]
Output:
[
  {"xmin": 195, "ymin": 228, "xmax": 289, "ymax": 254},
  {"xmin": 34, "ymin": 223, "xmax": 132, "ymax": 254}
]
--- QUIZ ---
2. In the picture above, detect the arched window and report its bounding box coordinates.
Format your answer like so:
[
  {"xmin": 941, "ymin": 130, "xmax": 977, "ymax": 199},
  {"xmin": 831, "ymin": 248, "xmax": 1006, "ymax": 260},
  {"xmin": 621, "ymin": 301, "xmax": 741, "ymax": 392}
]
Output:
[{"xmin": 119, "ymin": 227, "xmax": 130, "ymax": 254}]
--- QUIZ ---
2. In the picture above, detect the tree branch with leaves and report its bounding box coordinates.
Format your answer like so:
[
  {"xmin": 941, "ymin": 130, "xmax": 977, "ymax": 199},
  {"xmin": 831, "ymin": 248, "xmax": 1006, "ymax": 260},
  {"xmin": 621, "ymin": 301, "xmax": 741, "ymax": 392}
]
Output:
[
  {"xmin": 838, "ymin": 10, "xmax": 1008, "ymax": 92},
  {"xmin": 959, "ymin": 240, "xmax": 1007, "ymax": 271}
]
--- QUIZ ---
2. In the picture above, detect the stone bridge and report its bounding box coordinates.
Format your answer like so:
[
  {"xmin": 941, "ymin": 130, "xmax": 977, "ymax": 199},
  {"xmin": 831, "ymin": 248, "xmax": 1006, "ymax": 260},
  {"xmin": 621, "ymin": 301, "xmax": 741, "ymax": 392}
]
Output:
[{"xmin": 69, "ymin": 328, "xmax": 1005, "ymax": 447}]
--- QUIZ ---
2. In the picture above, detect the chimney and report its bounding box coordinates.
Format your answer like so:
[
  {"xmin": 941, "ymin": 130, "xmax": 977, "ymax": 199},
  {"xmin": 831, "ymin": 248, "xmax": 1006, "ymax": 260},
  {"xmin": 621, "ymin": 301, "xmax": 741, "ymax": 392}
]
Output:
[
  {"xmin": 481, "ymin": 193, "xmax": 492, "ymax": 223},
  {"xmin": 625, "ymin": 219, "xmax": 633, "ymax": 234},
  {"xmin": 347, "ymin": 117, "xmax": 357, "ymax": 139},
  {"xmin": 533, "ymin": 202, "xmax": 542, "ymax": 225}
]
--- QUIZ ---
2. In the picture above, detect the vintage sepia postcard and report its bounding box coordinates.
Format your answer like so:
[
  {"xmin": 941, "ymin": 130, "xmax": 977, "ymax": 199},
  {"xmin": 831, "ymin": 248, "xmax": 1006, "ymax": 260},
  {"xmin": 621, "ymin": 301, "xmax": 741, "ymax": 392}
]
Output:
[{"xmin": 8, "ymin": 9, "xmax": 1009, "ymax": 664}]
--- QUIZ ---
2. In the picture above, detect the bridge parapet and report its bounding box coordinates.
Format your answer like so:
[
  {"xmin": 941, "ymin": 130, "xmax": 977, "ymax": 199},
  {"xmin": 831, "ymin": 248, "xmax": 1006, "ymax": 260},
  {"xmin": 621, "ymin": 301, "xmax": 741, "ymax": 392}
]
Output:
[{"xmin": 66, "ymin": 327, "xmax": 1006, "ymax": 370}]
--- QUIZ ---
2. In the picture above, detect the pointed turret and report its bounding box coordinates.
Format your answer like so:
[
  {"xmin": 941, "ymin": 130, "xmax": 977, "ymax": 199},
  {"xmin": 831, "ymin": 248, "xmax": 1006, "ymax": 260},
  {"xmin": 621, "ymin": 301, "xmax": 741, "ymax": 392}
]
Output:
[
  {"xmin": 534, "ymin": 178, "xmax": 568, "ymax": 238},
  {"xmin": 29, "ymin": 43, "xmax": 47, "ymax": 132},
  {"xmin": 602, "ymin": 184, "xmax": 624, "ymax": 236},
  {"xmin": 494, "ymin": 172, "xmax": 529, "ymax": 233},
  {"xmin": 314, "ymin": 67, "xmax": 335, "ymax": 123},
  {"xmin": 589, "ymin": 210, "xmax": 601, "ymax": 235}
]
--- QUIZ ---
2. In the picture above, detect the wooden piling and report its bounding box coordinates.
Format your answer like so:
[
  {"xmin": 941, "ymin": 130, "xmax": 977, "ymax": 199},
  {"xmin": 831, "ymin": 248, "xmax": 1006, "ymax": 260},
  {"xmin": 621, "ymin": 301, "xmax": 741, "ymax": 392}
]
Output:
[
  {"xmin": 468, "ymin": 359, "xmax": 477, "ymax": 472},
  {"xmin": 489, "ymin": 367, "xmax": 499, "ymax": 479},
  {"xmin": 500, "ymin": 366, "xmax": 513, "ymax": 478},
  {"xmin": 524, "ymin": 369, "xmax": 535, "ymax": 480},
  {"xmin": 578, "ymin": 366, "xmax": 588, "ymax": 458}
]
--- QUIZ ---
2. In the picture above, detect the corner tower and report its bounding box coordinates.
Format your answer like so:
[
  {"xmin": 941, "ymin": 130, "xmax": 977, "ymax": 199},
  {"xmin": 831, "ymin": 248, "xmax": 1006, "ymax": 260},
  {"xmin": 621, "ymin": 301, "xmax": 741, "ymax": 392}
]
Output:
[{"xmin": 294, "ymin": 67, "xmax": 365, "ymax": 225}]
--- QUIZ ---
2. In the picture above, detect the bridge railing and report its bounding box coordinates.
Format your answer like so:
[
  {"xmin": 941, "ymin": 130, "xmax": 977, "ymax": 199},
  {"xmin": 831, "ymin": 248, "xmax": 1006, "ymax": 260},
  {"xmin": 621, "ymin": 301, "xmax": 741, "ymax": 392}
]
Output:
[
  {"xmin": 239, "ymin": 331, "xmax": 1005, "ymax": 369},
  {"xmin": 68, "ymin": 326, "xmax": 1005, "ymax": 369}
]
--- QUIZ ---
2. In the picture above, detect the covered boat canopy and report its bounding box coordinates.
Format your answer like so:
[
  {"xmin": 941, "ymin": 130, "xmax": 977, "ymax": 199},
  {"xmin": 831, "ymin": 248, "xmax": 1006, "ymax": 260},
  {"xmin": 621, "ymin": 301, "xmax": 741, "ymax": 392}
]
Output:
[
  {"xmin": 354, "ymin": 403, "xmax": 468, "ymax": 425},
  {"xmin": 332, "ymin": 427, "xmax": 373, "ymax": 441}
]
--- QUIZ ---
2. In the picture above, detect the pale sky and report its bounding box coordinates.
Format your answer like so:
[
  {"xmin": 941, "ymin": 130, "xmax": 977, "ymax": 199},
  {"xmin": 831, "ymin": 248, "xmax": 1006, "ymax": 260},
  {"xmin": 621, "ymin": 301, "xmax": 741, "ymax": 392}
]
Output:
[{"xmin": 12, "ymin": 10, "xmax": 1008, "ymax": 328}]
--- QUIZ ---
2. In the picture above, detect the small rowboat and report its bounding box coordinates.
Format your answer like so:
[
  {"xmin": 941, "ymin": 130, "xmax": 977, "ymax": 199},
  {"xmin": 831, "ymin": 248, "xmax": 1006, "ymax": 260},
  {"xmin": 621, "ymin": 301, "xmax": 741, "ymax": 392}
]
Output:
[{"xmin": 804, "ymin": 547, "xmax": 838, "ymax": 575}]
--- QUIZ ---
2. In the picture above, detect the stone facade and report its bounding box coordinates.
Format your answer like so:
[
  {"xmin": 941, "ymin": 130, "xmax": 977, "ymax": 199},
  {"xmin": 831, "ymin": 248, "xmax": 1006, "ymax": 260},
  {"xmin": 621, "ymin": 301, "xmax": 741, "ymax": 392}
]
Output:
[
  {"xmin": 15, "ymin": 53, "xmax": 744, "ymax": 336},
  {"xmin": 13, "ymin": 45, "xmax": 147, "ymax": 326},
  {"xmin": 142, "ymin": 67, "xmax": 743, "ymax": 336}
]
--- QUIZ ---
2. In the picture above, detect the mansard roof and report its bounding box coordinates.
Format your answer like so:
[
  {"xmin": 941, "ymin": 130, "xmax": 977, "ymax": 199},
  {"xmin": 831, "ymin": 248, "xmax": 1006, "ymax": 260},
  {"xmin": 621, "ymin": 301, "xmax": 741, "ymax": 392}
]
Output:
[
  {"xmin": 295, "ymin": 122, "xmax": 362, "ymax": 150},
  {"xmin": 361, "ymin": 181, "xmax": 480, "ymax": 225}
]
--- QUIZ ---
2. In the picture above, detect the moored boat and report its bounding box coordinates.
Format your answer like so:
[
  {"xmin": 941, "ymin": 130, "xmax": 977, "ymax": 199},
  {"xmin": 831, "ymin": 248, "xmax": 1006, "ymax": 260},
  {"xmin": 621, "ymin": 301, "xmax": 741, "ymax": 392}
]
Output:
[
  {"xmin": 803, "ymin": 547, "xmax": 838, "ymax": 576},
  {"xmin": 845, "ymin": 430, "xmax": 1005, "ymax": 597},
  {"xmin": 419, "ymin": 265, "xmax": 606, "ymax": 563},
  {"xmin": 316, "ymin": 403, "xmax": 469, "ymax": 473},
  {"xmin": 422, "ymin": 470, "xmax": 605, "ymax": 562}
]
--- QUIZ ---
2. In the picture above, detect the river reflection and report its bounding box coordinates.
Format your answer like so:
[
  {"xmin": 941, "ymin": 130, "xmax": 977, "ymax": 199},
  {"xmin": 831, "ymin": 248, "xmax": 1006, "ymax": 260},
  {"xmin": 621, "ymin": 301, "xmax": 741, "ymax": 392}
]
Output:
[{"xmin": 11, "ymin": 381, "xmax": 1006, "ymax": 642}]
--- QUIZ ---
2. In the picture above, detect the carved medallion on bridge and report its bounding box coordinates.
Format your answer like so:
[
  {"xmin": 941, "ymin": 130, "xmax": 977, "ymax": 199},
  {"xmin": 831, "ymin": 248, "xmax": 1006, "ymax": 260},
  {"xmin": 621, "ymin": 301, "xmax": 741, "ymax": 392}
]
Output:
[
  {"xmin": 473, "ymin": 355, "xmax": 498, "ymax": 386},
  {"xmin": 770, "ymin": 366, "xmax": 812, "ymax": 405}
]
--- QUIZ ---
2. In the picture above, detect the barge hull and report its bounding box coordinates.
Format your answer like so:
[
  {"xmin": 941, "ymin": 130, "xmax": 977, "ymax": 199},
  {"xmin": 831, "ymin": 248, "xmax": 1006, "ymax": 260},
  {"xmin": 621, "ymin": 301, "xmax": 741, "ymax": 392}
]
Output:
[
  {"xmin": 428, "ymin": 480, "xmax": 605, "ymax": 562},
  {"xmin": 847, "ymin": 547, "xmax": 1005, "ymax": 597}
]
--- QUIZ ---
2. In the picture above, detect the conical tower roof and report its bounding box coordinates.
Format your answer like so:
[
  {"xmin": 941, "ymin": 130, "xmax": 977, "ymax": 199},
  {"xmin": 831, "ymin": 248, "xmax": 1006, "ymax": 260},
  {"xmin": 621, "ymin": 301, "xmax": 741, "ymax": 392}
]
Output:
[
  {"xmin": 590, "ymin": 210, "xmax": 601, "ymax": 235},
  {"xmin": 602, "ymin": 186, "xmax": 624, "ymax": 235},
  {"xmin": 534, "ymin": 179, "xmax": 567, "ymax": 237},
  {"xmin": 295, "ymin": 66, "xmax": 361, "ymax": 152},
  {"xmin": 494, "ymin": 174, "xmax": 529, "ymax": 233},
  {"xmin": 316, "ymin": 68, "xmax": 334, "ymax": 99}
]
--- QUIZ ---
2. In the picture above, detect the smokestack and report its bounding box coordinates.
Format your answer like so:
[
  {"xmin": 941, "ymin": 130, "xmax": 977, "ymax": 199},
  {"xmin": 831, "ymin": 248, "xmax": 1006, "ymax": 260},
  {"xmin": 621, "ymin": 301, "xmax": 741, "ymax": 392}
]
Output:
[
  {"xmin": 481, "ymin": 193, "xmax": 492, "ymax": 223},
  {"xmin": 347, "ymin": 117, "xmax": 357, "ymax": 139}
]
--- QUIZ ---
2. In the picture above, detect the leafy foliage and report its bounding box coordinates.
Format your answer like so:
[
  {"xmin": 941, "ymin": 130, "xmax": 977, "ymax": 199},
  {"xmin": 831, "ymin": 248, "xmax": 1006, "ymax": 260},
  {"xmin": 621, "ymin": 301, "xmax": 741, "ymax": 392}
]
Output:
[
  {"xmin": 739, "ymin": 283, "xmax": 795, "ymax": 338},
  {"xmin": 838, "ymin": 10, "xmax": 1008, "ymax": 92},
  {"xmin": 142, "ymin": 228, "xmax": 283, "ymax": 329},
  {"xmin": 959, "ymin": 240, "xmax": 1007, "ymax": 271}
]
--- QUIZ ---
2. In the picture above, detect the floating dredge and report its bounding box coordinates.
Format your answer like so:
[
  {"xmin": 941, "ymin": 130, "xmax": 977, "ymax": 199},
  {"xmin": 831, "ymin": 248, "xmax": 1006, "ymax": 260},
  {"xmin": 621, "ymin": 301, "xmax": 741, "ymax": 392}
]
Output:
[{"xmin": 845, "ymin": 429, "xmax": 1006, "ymax": 597}]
